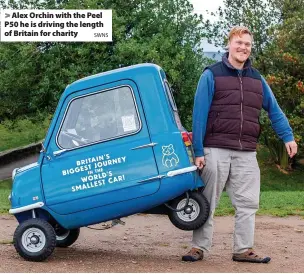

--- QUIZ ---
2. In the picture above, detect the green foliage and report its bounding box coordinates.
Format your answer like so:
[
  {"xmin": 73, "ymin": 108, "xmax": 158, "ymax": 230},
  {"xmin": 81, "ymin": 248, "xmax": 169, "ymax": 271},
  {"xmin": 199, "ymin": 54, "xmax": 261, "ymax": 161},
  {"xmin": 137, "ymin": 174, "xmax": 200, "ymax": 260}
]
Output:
[
  {"xmin": 0, "ymin": 0, "xmax": 212, "ymax": 131},
  {"xmin": 0, "ymin": 179, "xmax": 11, "ymax": 214},
  {"xmin": 0, "ymin": 115, "xmax": 51, "ymax": 152},
  {"xmin": 257, "ymin": 0, "xmax": 304, "ymax": 164}
]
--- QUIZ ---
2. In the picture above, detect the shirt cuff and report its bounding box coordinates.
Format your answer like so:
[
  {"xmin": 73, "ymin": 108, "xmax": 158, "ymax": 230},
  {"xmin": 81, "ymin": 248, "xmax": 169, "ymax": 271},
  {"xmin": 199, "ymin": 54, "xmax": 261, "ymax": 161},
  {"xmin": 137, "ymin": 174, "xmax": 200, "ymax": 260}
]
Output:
[
  {"xmin": 282, "ymin": 134, "xmax": 294, "ymax": 143},
  {"xmin": 194, "ymin": 148, "xmax": 204, "ymax": 157}
]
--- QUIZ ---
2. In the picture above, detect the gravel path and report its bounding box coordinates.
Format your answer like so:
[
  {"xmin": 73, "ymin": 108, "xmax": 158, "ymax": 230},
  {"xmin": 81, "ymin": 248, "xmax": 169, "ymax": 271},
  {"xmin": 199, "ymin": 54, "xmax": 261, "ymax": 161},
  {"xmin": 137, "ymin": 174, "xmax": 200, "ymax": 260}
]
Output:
[{"xmin": 0, "ymin": 214, "xmax": 303, "ymax": 272}]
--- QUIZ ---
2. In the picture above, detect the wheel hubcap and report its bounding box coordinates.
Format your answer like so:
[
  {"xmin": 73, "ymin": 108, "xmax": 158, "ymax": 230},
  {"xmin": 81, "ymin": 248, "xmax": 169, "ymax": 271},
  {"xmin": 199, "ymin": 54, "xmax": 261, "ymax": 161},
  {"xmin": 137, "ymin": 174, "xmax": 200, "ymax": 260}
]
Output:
[
  {"xmin": 176, "ymin": 198, "xmax": 200, "ymax": 222},
  {"xmin": 22, "ymin": 228, "xmax": 46, "ymax": 252},
  {"xmin": 30, "ymin": 235, "xmax": 40, "ymax": 244},
  {"xmin": 184, "ymin": 206, "xmax": 193, "ymax": 214},
  {"xmin": 56, "ymin": 230, "xmax": 70, "ymax": 241}
]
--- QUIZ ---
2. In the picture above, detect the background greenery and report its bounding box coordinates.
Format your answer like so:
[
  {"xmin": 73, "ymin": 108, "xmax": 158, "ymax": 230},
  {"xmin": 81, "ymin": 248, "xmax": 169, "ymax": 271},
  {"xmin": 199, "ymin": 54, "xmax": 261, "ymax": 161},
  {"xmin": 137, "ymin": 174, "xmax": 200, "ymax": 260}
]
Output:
[
  {"xmin": 0, "ymin": 179, "xmax": 11, "ymax": 214},
  {"xmin": 0, "ymin": 116, "xmax": 51, "ymax": 151}
]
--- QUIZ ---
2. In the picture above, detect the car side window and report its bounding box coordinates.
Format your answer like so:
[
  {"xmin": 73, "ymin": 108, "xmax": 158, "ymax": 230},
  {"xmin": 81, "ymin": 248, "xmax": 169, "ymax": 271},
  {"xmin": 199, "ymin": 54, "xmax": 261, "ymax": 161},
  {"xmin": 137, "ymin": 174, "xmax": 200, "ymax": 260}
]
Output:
[
  {"xmin": 164, "ymin": 80, "xmax": 183, "ymax": 129},
  {"xmin": 164, "ymin": 81, "xmax": 178, "ymax": 112},
  {"xmin": 57, "ymin": 86, "xmax": 141, "ymax": 149}
]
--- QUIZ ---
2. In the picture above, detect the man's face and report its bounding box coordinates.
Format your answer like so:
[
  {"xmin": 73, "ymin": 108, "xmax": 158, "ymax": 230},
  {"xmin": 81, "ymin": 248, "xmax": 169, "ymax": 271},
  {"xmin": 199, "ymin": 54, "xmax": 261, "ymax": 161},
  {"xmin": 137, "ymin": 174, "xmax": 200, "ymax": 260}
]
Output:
[{"xmin": 228, "ymin": 33, "xmax": 252, "ymax": 64}]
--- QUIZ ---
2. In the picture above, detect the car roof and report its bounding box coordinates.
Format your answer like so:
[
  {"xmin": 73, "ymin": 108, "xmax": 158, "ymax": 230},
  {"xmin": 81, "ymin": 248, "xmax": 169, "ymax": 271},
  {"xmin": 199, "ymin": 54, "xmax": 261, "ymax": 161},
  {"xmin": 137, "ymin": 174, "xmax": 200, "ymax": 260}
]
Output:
[{"xmin": 64, "ymin": 63, "xmax": 163, "ymax": 96}]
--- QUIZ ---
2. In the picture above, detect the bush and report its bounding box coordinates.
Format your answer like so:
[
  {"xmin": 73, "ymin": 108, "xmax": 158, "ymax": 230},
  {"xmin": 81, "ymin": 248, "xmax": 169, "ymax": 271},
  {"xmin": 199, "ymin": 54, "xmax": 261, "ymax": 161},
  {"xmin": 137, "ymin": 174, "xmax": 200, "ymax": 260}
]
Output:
[{"xmin": 0, "ymin": 114, "xmax": 52, "ymax": 152}]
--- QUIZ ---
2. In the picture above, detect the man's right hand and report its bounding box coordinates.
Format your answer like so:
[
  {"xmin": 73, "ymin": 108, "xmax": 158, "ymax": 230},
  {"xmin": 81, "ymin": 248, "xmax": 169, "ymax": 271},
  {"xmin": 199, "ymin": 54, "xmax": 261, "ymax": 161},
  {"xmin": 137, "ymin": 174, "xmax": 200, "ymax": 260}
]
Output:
[{"xmin": 195, "ymin": 156, "xmax": 206, "ymax": 170}]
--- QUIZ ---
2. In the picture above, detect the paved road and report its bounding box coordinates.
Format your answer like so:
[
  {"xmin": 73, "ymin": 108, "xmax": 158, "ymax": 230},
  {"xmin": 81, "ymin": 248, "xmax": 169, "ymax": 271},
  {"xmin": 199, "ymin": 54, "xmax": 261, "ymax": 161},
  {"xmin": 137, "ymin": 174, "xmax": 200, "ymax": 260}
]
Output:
[{"xmin": 0, "ymin": 154, "xmax": 39, "ymax": 180}]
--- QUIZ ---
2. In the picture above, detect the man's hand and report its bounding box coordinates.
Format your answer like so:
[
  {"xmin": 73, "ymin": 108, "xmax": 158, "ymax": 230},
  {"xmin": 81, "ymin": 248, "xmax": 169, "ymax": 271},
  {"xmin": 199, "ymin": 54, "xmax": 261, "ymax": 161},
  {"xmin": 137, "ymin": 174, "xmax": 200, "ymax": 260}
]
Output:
[
  {"xmin": 195, "ymin": 156, "xmax": 206, "ymax": 170},
  {"xmin": 285, "ymin": 141, "xmax": 298, "ymax": 158}
]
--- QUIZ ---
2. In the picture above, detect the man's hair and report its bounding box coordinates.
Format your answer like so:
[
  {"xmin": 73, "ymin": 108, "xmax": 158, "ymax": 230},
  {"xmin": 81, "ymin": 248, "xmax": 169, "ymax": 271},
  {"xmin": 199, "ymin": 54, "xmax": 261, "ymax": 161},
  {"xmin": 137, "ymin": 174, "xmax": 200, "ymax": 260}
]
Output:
[{"xmin": 228, "ymin": 26, "xmax": 253, "ymax": 41}]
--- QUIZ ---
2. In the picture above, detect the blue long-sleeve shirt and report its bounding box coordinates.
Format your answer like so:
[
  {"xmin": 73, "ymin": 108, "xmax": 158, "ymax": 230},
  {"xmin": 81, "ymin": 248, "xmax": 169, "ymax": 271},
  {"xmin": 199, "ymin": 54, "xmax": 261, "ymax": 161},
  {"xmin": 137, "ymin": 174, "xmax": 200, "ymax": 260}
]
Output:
[{"xmin": 192, "ymin": 69, "xmax": 294, "ymax": 157}]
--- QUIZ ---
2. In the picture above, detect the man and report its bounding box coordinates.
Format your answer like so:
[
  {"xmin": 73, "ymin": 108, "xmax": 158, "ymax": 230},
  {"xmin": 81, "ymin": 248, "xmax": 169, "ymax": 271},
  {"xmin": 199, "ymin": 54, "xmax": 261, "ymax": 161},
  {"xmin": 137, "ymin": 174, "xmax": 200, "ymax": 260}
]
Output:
[{"xmin": 183, "ymin": 26, "xmax": 298, "ymax": 263}]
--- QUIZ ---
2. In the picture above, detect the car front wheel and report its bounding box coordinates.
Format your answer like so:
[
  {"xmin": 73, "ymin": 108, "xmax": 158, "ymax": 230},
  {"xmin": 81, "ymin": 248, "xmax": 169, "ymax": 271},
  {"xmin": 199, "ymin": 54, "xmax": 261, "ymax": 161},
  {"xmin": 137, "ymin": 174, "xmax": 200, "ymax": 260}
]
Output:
[{"xmin": 13, "ymin": 218, "xmax": 56, "ymax": 262}]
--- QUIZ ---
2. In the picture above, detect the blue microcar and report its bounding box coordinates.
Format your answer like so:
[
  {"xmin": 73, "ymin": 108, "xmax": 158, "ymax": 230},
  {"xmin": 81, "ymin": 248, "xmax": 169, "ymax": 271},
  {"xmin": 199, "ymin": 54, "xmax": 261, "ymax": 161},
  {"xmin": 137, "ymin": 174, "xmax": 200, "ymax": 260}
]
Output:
[{"xmin": 9, "ymin": 64, "xmax": 209, "ymax": 261}]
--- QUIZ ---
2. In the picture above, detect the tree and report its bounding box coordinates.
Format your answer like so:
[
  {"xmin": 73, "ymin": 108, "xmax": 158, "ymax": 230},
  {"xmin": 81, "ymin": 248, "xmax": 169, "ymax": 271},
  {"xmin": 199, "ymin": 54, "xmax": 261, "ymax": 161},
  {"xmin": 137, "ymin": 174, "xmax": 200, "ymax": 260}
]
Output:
[
  {"xmin": 258, "ymin": 0, "xmax": 304, "ymax": 168},
  {"xmin": 0, "ymin": 0, "xmax": 212, "ymax": 131}
]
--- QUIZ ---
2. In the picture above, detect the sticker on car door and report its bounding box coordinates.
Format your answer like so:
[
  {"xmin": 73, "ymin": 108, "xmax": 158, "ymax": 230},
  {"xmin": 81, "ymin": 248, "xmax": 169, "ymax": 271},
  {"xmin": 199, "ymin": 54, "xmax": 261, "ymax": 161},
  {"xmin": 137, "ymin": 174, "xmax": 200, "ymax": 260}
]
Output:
[{"xmin": 162, "ymin": 144, "xmax": 179, "ymax": 168}]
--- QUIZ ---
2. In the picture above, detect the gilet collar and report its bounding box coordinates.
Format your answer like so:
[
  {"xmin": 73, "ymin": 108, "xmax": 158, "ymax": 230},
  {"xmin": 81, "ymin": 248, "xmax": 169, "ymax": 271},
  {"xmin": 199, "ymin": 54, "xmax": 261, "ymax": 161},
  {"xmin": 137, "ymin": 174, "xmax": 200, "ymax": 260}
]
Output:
[{"xmin": 222, "ymin": 52, "xmax": 252, "ymax": 70}]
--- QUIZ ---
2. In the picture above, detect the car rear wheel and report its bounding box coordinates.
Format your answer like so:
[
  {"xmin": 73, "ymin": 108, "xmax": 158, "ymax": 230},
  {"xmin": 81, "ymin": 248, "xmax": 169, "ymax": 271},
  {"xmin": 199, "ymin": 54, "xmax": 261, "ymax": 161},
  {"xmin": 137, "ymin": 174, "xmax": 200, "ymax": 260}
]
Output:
[
  {"xmin": 168, "ymin": 192, "xmax": 210, "ymax": 231},
  {"xmin": 13, "ymin": 218, "xmax": 56, "ymax": 262},
  {"xmin": 56, "ymin": 228, "xmax": 80, "ymax": 248}
]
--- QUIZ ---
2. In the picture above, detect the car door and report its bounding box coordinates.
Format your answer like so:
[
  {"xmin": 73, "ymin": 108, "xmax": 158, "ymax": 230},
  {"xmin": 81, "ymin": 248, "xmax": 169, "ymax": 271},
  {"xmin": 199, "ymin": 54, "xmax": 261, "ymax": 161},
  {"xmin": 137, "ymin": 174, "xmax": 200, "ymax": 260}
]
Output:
[{"xmin": 41, "ymin": 80, "xmax": 160, "ymax": 215}]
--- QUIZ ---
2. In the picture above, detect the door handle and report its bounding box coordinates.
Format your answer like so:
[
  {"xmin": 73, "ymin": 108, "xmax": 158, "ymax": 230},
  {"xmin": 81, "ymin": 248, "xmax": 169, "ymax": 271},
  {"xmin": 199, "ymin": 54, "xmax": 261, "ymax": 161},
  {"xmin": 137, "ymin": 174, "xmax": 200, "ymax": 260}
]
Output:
[
  {"xmin": 131, "ymin": 142, "xmax": 157, "ymax": 150},
  {"xmin": 137, "ymin": 175, "xmax": 165, "ymax": 183}
]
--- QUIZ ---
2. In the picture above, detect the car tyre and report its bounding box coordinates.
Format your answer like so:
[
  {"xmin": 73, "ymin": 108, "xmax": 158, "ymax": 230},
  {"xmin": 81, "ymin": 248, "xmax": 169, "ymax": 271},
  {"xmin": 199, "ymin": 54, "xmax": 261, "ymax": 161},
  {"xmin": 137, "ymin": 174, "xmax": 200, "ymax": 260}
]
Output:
[
  {"xmin": 168, "ymin": 192, "xmax": 210, "ymax": 231},
  {"xmin": 56, "ymin": 228, "xmax": 80, "ymax": 248},
  {"xmin": 13, "ymin": 218, "xmax": 56, "ymax": 262}
]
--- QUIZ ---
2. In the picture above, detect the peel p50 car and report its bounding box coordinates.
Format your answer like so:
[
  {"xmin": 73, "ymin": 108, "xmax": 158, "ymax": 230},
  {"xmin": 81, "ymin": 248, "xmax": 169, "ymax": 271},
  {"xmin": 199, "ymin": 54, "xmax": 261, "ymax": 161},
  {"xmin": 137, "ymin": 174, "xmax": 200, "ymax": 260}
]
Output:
[{"xmin": 9, "ymin": 64, "xmax": 209, "ymax": 261}]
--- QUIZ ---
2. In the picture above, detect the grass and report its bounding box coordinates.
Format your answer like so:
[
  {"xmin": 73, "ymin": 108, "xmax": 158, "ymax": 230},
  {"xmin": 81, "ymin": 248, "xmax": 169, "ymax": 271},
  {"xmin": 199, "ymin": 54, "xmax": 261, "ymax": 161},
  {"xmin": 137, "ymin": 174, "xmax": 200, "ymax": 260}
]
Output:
[
  {"xmin": 0, "ymin": 179, "xmax": 12, "ymax": 214},
  {"xmin": 0, "ymin": 116, "xmax": 51, "ymax": 152},
  {"xmin": 0, "ymin": 240, "xmax": 13, "ymax": 245},
  {"xmin": 258, "ymin": 146, "xmax": 304, "ymax": 192},
  {"xmin": 216, "ymin": 191, "xmax": 304, "ymax": 217},
  {"xmin": 0, "ymin": 147, "xmax": 303, "ymax": 217}
]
